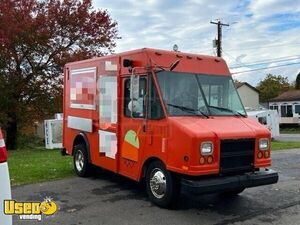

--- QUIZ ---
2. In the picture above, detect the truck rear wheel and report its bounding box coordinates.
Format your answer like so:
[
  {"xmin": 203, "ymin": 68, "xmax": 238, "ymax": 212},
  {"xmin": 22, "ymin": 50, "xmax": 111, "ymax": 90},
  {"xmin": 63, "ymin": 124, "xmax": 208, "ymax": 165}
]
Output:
[
  {"xmin": 145, "ymin": 161, "xmax": 180, "ymax": 208},
  {"xmin": 73, "ymin": 144, "xmax": 92, "ymax": 177}
]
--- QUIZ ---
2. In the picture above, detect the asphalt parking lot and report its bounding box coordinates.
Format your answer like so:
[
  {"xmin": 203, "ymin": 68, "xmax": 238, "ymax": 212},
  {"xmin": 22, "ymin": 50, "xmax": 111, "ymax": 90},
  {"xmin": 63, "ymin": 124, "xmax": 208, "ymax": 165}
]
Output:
[{"xmin": 12, "ymin": 149, "xmax": 300, "ymax": 225}]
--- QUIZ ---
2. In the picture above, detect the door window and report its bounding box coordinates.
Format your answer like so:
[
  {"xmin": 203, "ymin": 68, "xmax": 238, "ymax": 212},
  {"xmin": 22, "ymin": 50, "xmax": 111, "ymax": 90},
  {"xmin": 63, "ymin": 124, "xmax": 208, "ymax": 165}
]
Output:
[{"xmin": 124, "ymin": 77, "xmax": 146, "ymax": 118}]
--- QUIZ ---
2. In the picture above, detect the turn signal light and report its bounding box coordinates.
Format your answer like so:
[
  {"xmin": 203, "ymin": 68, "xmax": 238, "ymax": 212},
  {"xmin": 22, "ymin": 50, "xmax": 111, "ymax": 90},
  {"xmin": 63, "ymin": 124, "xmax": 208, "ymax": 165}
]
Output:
[
  {"xmin": 258, "ymin": 151, "xmax": 263, "ymax": 159},
  {"xmin": 199, "ymin": 157, "xmax": 205, "ymax": 165},
  {"xmin": 207, "ymin": 156, "xmax": 213, "ymax": 164},
  {"xmin": 264, "ymin": 151, "xmax": 270, "ymax": 158}
]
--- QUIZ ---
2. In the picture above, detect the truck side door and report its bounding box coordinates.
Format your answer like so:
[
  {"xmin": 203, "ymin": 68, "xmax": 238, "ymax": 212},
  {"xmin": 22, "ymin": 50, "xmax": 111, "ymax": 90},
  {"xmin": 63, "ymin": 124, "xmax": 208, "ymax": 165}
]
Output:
[{"xmin": 119, "ymin": 76, "xmax": 148, "ymax": 179}]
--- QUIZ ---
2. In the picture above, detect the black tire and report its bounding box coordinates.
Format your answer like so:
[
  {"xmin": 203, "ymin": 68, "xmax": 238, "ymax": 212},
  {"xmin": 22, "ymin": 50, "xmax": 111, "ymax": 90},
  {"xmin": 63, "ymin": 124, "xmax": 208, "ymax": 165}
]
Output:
[
  {"xmin": 222, "ymin": 188, "xmax": 245, "ymax": 196},
  {"xmin": 145, "ymin": 161, "xmax": 180, "ymax": 208},
  {"xmin": 73, "ymin": 144, "xmax": 92, "ymax": 177}
]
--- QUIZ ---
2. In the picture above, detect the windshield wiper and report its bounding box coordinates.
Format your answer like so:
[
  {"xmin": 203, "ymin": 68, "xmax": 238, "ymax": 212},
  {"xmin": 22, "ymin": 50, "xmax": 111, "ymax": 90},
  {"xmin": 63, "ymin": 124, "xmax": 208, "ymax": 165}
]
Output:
[
  {"xmin": 167, "ymin": 103, "xmax": 209, "ymax": 118},
  {"xmin": 209, "ymin": 105, "xmax": 246, "ymax": 117}
]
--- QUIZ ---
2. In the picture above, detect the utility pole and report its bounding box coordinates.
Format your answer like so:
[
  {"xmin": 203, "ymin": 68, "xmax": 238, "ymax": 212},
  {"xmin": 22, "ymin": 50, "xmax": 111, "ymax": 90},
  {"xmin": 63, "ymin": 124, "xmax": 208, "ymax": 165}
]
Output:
[{"xmin": 210, "ymin": 20, "xmax": 229, "ymax": 57}]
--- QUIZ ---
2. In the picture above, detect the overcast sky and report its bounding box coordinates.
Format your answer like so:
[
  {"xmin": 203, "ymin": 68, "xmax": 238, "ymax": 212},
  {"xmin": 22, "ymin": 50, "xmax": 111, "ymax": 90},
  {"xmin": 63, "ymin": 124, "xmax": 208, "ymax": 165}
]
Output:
[{"xmin": 94, "ymin": 0, "xmax": 300, "ymax": 86}]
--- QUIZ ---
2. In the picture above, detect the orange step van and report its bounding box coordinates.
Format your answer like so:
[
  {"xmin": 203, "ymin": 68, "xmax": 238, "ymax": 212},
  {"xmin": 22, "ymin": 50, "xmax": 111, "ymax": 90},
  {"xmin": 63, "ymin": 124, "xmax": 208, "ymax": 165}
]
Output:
[{"xmin": 62, "ymin": 48, "xmax": 278, "ymax": 207}]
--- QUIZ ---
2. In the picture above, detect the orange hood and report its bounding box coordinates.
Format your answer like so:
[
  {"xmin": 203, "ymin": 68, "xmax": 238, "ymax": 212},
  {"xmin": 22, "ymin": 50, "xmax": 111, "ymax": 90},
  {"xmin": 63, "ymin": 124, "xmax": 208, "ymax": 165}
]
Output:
[{"xmin": 168, "ymin": 116, "xmax": 270, "ymax": 139}]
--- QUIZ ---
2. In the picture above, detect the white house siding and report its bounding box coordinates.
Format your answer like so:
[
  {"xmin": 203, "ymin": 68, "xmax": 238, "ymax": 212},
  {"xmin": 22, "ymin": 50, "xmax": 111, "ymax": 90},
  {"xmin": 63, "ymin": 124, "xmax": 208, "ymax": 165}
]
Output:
[
  {"xmin": 269, "ymin": 101, "xmax": 300, "ymax": 124},
  {"xmin": 237, "ymin": 85, "xmax": 259, "ymax": 109}
]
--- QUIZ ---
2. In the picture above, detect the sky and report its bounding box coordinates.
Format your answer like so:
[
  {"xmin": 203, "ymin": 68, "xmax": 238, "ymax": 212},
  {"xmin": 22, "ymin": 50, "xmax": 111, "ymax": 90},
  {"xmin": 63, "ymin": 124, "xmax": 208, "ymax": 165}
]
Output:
[{"xmin": 93, "ymin": 0, "xmax": 300, "ymax": 86}]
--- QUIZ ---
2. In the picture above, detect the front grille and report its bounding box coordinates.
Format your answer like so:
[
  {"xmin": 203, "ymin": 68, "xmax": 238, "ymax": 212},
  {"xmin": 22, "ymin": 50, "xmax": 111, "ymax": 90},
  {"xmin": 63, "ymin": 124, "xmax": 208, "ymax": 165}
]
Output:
[{"xmin": 220, "ymin": 138, "xmax": 255, "ymax": 175}]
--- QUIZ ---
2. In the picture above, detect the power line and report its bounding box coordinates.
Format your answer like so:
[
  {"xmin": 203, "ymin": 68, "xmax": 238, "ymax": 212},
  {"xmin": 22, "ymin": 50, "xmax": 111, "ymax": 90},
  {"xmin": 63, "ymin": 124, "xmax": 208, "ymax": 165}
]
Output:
[
  {"xmin": 226, "ymin": 42, "xmax": 300, "ymax": 51},
  {"xmin": 231, "ymin": 61, "xmax": 300, "ymax": 74},
  {"xmin": 229, "ymin": 54, "xmax": 300, "ymax": 67},
  {"xmin": 230, "ymin": 56, "xmax": 300, "ymax": 69},
  {"xmin": 223, "ymin": 51, "xmax": 250, "ymax": 69}
]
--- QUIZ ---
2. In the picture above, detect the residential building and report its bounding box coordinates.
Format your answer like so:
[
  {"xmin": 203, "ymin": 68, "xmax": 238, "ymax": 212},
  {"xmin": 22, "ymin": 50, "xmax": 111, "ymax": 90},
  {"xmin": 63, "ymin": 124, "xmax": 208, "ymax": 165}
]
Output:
[
  {"xmin": 269, "ymin": 90, "xmax": 300, "ymax": 124},
  {"xmin": 235, "ymin": 82, "xmax": 260, "ymax": 109}
]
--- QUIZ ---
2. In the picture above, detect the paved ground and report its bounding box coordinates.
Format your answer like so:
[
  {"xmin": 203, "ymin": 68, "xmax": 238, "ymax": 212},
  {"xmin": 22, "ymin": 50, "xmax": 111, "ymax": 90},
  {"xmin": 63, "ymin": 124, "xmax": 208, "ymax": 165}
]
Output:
[
  {"xmin": 275, "ymin": 134, "xmax": 300, "ymax": 142},
  {"xmin": 12, "ymin": 149, "xmax": 300, "ymax": 225}
]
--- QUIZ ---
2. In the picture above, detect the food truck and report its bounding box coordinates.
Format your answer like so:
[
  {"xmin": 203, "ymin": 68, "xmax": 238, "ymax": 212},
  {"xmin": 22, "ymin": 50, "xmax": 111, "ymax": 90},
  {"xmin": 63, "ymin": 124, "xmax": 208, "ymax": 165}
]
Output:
[{"xmin": 62, "ymin": 48, "xmax": 278, "ymax": 207}]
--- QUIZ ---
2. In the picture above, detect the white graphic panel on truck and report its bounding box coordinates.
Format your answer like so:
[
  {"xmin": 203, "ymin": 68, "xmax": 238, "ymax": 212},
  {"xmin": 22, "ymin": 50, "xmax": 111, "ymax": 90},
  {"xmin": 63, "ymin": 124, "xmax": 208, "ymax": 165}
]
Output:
[
  {"xmin": 99, "ymin": 130, "xmax": 117, "ymax": 159},
  {"xmin": 105, "ymin": 61, "xmax": 117, "ymax": 71},
  {"xmin": 99, "ymin": 75, "xmax": 117, "ymax": 123}
]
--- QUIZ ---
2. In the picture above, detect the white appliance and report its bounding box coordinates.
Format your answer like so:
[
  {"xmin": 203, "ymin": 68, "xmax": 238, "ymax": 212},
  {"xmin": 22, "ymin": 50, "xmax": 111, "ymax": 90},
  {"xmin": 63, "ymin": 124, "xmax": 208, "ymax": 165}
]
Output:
[
  {"xmin": 44, "ymin": 119, "xmax": 63, "ymax": 149},
  {"xmin": 247, "ymin": 110, "xmax": 280, "ymax": 138}
]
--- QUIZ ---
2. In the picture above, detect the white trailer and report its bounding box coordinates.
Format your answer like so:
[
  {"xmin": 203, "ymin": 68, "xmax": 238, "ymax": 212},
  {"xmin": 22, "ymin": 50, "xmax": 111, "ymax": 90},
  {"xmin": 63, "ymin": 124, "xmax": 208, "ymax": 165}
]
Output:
[{"xmin": 247, "ymin": 110, "xmax": 280, "ymax": 138}]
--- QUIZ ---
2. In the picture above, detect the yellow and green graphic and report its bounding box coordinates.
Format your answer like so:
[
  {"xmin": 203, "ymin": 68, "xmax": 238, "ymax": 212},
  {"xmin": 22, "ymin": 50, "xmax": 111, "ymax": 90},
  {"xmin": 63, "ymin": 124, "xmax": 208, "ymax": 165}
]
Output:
[{"xmin": 122, "ymin": 130, "xmax": 139, "ymax": 161}]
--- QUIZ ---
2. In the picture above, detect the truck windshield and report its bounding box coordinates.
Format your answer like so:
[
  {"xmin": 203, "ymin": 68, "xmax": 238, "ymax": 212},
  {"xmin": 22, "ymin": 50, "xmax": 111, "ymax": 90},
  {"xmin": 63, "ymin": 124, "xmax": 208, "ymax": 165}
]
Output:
[{"xmin": 156, "ymin": 71, "xmax": 246, "ymax": 117}]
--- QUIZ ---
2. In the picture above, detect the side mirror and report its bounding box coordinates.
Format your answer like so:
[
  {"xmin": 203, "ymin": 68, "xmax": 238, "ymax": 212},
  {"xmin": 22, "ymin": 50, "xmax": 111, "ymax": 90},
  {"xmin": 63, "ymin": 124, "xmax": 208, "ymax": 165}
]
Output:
[
  {"xmin": 128, "ymin": 75, "xmax": 141, "ymax": 115},
  {"xmin": 130, "ymin": 75, "xmax": 140, "ymax": 100}
]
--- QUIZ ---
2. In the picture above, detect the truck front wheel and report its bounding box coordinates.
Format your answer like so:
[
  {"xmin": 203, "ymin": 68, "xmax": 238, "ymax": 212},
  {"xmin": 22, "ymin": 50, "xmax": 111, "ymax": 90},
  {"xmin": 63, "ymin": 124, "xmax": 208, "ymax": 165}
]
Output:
[
  {"xmin": 145, "ymin": 161, "xmax": 180, "ymax": 208},
  {"xmin": 73, "ymin": 144, "xmax": 92, "ymax": 177}
]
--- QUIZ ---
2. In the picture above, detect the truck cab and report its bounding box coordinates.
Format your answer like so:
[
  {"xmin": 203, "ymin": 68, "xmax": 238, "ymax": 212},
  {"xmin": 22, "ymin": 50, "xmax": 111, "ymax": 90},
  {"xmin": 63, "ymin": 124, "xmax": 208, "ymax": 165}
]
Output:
[{"xmin": 63, "ymin": 48, "xmax": 278, "ymax": 207}]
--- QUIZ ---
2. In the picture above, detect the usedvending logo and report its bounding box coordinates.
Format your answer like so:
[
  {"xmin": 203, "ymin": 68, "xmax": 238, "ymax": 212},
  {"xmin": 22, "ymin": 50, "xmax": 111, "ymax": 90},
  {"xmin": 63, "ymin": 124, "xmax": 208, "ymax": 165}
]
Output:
[{"xmin": 4, "ymin": 197, "xmax": 57, "ymax": 221}]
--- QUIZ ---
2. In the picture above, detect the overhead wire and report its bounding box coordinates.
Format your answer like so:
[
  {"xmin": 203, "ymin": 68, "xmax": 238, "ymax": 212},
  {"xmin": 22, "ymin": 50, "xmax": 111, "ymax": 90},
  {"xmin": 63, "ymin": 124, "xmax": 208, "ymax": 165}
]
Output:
[
  {"xmin": 230, "ymin": 56, "xmax": 300, "ymax": 69},
  {"xmin": 229, "ymin": 54, "xmax": 300, "ymax": 67},
  {"xmin": 225, "ymin": 42, "xmax": 300, "ymax": 51},
  {"xmin": 231, "ymin": 61, "xmax": 300, "ymax": 74},
  {"xmin": 223, "ymin": 51, "xmax": 250, "ymax": 68}
]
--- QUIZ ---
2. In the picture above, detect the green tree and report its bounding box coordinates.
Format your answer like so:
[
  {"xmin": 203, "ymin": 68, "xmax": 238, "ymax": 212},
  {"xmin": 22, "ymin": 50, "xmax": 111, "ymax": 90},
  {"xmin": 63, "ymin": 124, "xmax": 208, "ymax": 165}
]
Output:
[
  {"xmin": 256, "ymin": 74, "xmax": 291, "ymax": 103},
  {"xmin": 0, "ymin": 0, "xmax": 119, "ymax": 149},
  {"xmin": 295, "ymin": 72, "xmax": 300, "ymax": 90}
]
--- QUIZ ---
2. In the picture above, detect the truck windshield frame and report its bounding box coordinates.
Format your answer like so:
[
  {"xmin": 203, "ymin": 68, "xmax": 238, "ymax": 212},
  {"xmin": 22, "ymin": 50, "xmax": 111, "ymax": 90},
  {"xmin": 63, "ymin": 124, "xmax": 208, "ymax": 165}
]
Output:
[{"xmin": 155, "ymin": 71, "xmax": 247, "ymax": 117}]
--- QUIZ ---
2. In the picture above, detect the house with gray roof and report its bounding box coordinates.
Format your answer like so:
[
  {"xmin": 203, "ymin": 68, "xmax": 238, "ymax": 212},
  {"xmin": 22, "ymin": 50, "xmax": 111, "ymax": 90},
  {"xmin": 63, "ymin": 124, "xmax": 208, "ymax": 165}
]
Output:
[
  {"xmin": 235, "ymin": 82, "xmax": 260, "ymax": 109},
  {"xmin": 269, "ymin": 90, "xmax": 300, "ymax": 124}
]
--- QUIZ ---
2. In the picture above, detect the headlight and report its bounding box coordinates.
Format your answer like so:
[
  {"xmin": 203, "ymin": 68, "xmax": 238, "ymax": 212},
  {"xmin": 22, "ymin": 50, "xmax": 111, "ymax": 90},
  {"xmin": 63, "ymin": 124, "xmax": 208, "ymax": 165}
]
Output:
[
  {"xmin": 201, "ymin": 142, "xmax": 213, "ymax": 155},
  {"xmin": 259, "ymin": 139, "xmax": 269, "ymax": 150}
]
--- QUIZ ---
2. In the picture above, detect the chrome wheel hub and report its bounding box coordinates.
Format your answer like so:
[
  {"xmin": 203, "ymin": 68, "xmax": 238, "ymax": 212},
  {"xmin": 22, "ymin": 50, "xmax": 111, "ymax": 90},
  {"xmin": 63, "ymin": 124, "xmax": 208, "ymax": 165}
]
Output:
[
  {"xmin": 75, "ymin": 150, "xmax": 84, "ymax": 172},
  {"xmin": 149, "ymin": 168, "xmax": 166, "ymax": 199}
]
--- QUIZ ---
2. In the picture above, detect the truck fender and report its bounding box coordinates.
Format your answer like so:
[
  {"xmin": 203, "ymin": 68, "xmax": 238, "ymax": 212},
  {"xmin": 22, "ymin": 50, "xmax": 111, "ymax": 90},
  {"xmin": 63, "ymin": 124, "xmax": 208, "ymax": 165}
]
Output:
[
  {"xmin": 73, "ymin": 132, "xmax": 91, "ymax": 163},
  {"xmin": 140, "ymin": 156, "xmax": 165, "ymax": 180}
]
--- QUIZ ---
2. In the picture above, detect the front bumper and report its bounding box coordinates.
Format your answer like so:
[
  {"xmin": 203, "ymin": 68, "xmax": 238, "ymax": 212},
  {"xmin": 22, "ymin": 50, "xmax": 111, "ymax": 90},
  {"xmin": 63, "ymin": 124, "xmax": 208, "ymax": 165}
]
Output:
[{"xmin": 181, "ymin": 169, "xmax": 279, "ymax": 194}]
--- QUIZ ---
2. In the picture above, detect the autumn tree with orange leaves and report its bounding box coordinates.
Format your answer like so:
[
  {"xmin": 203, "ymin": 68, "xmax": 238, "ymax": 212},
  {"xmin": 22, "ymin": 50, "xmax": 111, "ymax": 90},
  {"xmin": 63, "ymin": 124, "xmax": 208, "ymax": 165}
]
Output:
[{"xmin": 0, "ymin": 0, "xmax": 119, "ymax": 149}]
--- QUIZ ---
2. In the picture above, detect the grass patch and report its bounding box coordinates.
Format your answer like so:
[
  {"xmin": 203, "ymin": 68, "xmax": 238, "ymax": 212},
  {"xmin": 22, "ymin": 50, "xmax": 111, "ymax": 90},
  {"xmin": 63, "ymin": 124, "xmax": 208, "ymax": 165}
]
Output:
[
  {"xmin": 280, "ymin": 127, "xmax": 300, "ymax": 134},
  {"xmin": 8, "ymin": 146, "xmax": 74, "ymax": 186},
  {"xmin": 272, "ymin": 141, "xmax": 300, "ymax": 150}
]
